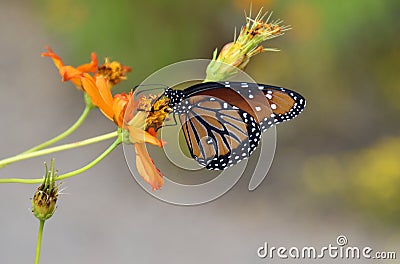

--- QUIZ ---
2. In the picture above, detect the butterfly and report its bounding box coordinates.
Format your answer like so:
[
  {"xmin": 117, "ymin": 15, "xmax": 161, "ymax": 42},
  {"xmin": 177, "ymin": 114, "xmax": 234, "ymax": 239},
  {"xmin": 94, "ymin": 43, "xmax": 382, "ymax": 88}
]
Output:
[{"xmin": 162, "ymin": 81, "xmax": 306, "ymax": 170}]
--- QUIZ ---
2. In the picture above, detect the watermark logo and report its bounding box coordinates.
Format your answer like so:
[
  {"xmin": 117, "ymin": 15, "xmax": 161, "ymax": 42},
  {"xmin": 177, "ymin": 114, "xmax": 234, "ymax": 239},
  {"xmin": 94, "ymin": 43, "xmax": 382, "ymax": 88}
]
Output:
[
  {"xmin": 123, "ymin": 60, "xmax": 276, "ymax": 205},
  {"xmin": 257, "ymin": 235, "xmax": 397, "ymax": 260}
]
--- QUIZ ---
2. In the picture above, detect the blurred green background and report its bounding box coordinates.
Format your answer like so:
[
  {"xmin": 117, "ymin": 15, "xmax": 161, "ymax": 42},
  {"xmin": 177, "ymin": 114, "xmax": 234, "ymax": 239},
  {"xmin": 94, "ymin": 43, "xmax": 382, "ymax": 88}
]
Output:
[{"xmin": 1, "ymin": 0, "xmax": 399, "ymax": 263}]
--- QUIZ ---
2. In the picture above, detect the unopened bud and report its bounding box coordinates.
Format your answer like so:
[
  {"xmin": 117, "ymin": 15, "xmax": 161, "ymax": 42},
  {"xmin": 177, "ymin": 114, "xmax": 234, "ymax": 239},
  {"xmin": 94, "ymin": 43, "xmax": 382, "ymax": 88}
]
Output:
[{"xmin": 32, "ymin": 160, "xmax": 59, "ymax": 221}]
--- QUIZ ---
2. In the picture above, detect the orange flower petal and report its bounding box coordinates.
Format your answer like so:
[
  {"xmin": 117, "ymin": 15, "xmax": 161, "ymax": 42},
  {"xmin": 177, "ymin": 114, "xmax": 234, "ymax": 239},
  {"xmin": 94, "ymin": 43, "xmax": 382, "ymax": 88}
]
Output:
[
  {"xmin": 79, "ymin": 74, "xmax": 102, "ymax": 104},
  {"xmin": 60, "ymin": 66, "xmax": 82, "ymax": 81},
  {"xmin": 113, "ymin": 93, "xmax": 131, "ymax": 127},
  {"xmin": 41, "ymin": 46, "xmax": 64, "ymax": 69},
  {"xmin": 95, "ymin": 77, "xmax": 115, "ymax": 121},
  {"xmin": 147, "ymin": 127, "xmax": 166, "ymax": 146},
  {"xmin": 77, "ymin": 52, "xmax": 98, "ymax": 73},
  {"xmin": 80, "ymin": 74, "xmax": 114, "ymax": 120},
  {"xmin": 135, "ymin": 143, "xmax": 164, "ymax": 190},
  {"xmin": 59, "ymin": 65, "xmax": 83, "ymax": 88},
  {"xmin": 123, "ymin": 96, "xmax": 137, "ymax": 124},
  {"xmin": 129, "ymin": 126, "xmax": 163, "ymax": 147},
  {"xmin": 43, "ymin": 46, "xmax": 99, "ymax": 90},
  {"xmin": 96, "ymin": 76, "xmax": 114, "ymax": 109}
]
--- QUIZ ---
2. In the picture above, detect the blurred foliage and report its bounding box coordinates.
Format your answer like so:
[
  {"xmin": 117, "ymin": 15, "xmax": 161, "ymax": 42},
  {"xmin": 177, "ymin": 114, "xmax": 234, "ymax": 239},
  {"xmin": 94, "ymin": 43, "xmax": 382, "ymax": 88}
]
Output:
[
  {"xmin": 303, "ymin": 137, "xmax": 400, "ymax": 226},
  {"xmin": 34, "ymin": 0, "xmax": 234, "ymax": 92},
  {"xmin": 33, "ymin": 0, "xmax": 400, "ymax": 228}
]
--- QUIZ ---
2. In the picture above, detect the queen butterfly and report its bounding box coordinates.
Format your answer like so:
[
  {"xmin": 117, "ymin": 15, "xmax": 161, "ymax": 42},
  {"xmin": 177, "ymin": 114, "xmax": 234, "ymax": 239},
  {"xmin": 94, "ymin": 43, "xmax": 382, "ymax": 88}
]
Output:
[{"xmin": 162, "ymin": 81, "xmax": 306, "ymax": 170}]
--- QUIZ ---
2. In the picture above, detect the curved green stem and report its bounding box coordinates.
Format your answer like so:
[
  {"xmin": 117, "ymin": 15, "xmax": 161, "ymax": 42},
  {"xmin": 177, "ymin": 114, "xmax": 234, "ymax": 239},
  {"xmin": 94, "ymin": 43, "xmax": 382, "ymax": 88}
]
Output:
[
  {"xmin": 0, "ymin": 131, "xmax": 118, "ymax": 169},
  {"xmin": 23, "ymin": 105, "xmax": 92, "ymax": 154},
  {"xmin": 0, "ymin": 136, "xmax": 122, "ymax": 184},
  {"xmin": 57, "ymin": 136, "xmax": 121, "ymax": 181},
  {"xmin": 34, "ymin": 220, "xmax": 45, "ymax": 264}
]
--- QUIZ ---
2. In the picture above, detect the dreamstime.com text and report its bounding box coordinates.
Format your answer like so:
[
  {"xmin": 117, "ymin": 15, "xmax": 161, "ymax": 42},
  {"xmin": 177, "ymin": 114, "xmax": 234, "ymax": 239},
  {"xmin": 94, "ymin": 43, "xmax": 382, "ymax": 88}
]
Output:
[{"xmin": 257, "ymin": 235, "xmax": 396, "ymax": 260}]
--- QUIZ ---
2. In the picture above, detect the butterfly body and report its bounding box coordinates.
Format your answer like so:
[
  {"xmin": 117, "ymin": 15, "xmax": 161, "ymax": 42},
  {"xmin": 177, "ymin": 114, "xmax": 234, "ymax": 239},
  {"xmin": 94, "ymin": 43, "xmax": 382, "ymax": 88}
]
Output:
[{"xmin": 163, "ymin": 81, "xmax": 306, "ymax": 170}]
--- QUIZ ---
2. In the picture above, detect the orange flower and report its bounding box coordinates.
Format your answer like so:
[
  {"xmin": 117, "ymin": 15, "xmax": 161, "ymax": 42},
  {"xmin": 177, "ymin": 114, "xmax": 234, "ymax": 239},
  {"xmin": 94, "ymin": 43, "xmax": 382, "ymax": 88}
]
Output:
[
  {"xmin": 43, "ymin": 46, "xmax": 168, "ymax": 190},
  {"xmin": 42, "ymin": 46, "xmax": 131, "ymax": 126},
  {"xmin": 42, "ymin": 46, "xmax": 98, "ymax": 89},
  {"xmin": 77, "ymin": 73, "xmax": 122, "ymax": 126},
  {"xmin": 80, "ymin": 72, "xmax": 166, "ymax": 190},
  {"xmin": 125, "ymin": 96, "xmax": 171, "ymax": 190},
  {"xmin": 76, "ymin": 72, "xmax": 166, "ymax": 190}
]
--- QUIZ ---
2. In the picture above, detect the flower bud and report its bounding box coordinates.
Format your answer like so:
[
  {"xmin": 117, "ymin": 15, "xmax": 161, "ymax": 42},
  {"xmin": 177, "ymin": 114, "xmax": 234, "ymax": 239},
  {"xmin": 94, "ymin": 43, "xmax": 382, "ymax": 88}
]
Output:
[
  {"xmin": 32, "ymin": 160, "xmax": 59, "ymax": 221},
  {"xmin": 205, "ymin": 9, "xmax": 289, "ymax": 81}
]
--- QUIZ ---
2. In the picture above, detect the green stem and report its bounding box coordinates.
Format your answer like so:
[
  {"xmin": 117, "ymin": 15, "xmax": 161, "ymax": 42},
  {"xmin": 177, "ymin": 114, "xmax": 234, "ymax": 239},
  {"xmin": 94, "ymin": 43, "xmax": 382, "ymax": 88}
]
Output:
[
  {"xmin": 0, "ymin": 137, "xmax": 122, "ymax": 184},
  {"xmin": 34, "ymin": 220, "xmax": 45, "ymax": 264},
  {"xmin": 0, "ymin": 131, "xmax": 118, "ymax": 168},
  {"xmin": 57, "ymin": 137, "xmax": 121, "ymax": 181},
  {"xmin": 23, "ymin": 105, "xmax": 92, "ymax": 154}
]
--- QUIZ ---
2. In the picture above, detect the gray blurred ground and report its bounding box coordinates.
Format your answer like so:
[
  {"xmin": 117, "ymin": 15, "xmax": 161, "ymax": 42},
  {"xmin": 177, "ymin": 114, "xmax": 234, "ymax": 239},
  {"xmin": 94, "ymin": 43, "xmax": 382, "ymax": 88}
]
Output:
[{"xmin": 0, "ymin": 2, "xmax": 398, "ymax": 264}]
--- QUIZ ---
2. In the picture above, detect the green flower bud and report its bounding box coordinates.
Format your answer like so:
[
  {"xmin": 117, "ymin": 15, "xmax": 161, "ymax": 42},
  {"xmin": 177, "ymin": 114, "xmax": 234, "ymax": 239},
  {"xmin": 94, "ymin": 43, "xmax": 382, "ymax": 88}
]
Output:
[
  {"xmin": 32, "ymin": 160, "xmax": 59, "ymax": 221},
  {"xmin": 205, "ymin": 9, "xmax": 288, "ymax": 82}
]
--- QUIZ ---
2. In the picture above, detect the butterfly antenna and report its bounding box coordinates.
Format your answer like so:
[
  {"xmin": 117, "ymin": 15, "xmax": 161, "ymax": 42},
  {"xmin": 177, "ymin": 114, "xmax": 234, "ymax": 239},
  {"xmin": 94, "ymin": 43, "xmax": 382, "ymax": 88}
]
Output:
[{"xmin": 133, "ymin": 84, "xmax": 169, "ymax": 95}]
